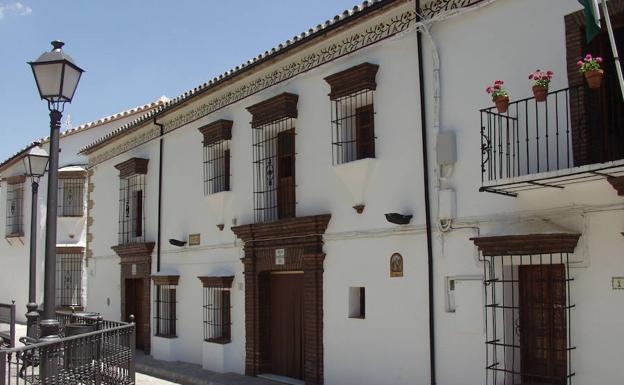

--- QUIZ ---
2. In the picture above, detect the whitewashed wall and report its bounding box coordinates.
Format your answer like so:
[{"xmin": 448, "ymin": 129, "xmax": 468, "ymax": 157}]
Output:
[
  {"xmin": 420, "ymin": 1, "xmax": 624, "ymax": 384},
  {"xmin": 86, "ymin": 1, "xmax": 624, "ymax": 384}
]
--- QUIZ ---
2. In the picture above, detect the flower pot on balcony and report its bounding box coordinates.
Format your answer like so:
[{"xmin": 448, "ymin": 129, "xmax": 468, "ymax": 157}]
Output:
[
  {"xmin": 584, "ymin": 69, "xmax": 604, "ymax": 89},
  {"xmin": 532, "ymin": 85, "xmax": 548, "ymax": 102},
  {"xmin": 494, "ymin": 95, "xmax": 509, "ymax": 113}
]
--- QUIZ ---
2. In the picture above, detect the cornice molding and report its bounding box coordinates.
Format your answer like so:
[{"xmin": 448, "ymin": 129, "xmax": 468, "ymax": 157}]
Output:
[
  {"xmin": 56, "ymin": 246, "xmax": 85, "ymax": 255},
  {"xmin": 232, "ymin": 214, "xmax": 331, "ymax": 244},
  {"xmin": 151, "ymin": 275, "xmax": 180, "ymax": 286},
  {"xmin": 198, "ymin": 119, "xmax": 233, "ymax": 145},
  {"xmin": 324, "ymin": 62, "xmax": 379, "ymax": 100},
  {"xmin": 198, "ymin": 276, "xmax": 234, "ymax": 288},
  {"xmin": 470, "ymin": 233, "xmax": 581, "ymax": 256},
  {"xmin": 114, "ymin": 158, "xmax": 149, "ymax": 178},
  {"xmin": 111, "ymin": 242, "xmax": 155, "ymax": 262},
  {"xmin": 246, "ymin": 93, "xmax": 299, "ymax": 128}
]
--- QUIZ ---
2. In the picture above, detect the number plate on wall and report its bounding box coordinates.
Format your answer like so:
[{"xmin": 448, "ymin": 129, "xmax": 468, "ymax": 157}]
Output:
[{"xmin": 275, "ymin": 248, "xmax": 285, "ymax": 265}]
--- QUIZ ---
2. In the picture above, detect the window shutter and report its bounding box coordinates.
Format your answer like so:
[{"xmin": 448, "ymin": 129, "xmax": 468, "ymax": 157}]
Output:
[{"xmin": 356, "ymin": 104, "xmax": 375, "ymax": 159}]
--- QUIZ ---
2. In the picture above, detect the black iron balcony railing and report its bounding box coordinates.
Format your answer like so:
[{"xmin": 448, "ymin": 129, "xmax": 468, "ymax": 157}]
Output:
[
  {"xmin": 480, "ymin": 85, "xmax": 624, "ymax": 189},
  {"xmin": 0, "ymin": 316, "xmax": 135, "ymax": 385}
]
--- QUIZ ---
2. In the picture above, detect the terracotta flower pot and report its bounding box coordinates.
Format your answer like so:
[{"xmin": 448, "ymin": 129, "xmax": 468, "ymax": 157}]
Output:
[
  {"xmin": 532, "ymin": 85, "xmax": 548, "ymax": 102},
  {"xmin": 585, "ymin": 69, "xmax": 604, "ymax": 89},
  {"xmin": 494, "ymin": 95, "xmax": 509, "ymax": 113}
]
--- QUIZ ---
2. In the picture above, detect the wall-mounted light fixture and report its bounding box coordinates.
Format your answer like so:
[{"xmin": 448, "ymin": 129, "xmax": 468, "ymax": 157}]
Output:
[
  {"xmin": 385, "ymin": 213, "xmax": 413, "ymax": 225},
  {"xmin": 169, "ymin": 239, "xmax": 187, "ymax": 247}
]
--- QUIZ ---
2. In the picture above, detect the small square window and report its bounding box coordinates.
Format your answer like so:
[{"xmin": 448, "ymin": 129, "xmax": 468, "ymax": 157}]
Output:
[{"xmin": 348, "ymin": 287, "xmax": 365, "ymax": 319}]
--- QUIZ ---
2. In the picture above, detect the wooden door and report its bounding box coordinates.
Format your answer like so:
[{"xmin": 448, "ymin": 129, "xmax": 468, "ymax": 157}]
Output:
[
  {"xmin": 125, "ymin": 279, "xmax": 146, "ymax": 350},
  {"xmin": 268, "ymin": 273, "xmax": 304, "ymax": 380},
  {"xmin": 277, "ymin": 129, "xmax": 295, "ymax": 219},
  {"xmin": 519, "ymin": 264, "xmax": 567, "ymax": 385}
]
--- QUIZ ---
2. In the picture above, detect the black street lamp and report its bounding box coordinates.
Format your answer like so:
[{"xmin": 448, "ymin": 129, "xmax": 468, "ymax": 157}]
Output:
[
  {"xmin": 22, "ymin": 146, "xmax": 49, "ymax": 339},
  {"xmin": 28, "ymin": 41, "xmax": 83, "ymax": 347}
]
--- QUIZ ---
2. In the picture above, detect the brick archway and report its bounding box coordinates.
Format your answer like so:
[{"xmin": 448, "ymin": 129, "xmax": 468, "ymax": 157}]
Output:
[{"xmin": 232, "ymin": 214, "xmax": 330, "ymax": 385}]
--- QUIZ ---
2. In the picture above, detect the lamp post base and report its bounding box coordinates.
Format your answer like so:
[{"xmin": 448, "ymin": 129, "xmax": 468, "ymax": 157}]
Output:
[{"xmin": 25, "ymin": 302, "xmax": 39, "ymax": 339}]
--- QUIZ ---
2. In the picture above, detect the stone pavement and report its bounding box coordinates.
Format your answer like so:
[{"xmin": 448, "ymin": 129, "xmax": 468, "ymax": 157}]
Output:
[{"xmin": 135, "ymin": 351, "xmax": 279, "ymax": 385}]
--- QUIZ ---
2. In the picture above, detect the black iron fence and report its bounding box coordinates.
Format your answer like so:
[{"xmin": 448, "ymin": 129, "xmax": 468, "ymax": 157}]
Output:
[
  {"xmin": 0, "ymin": 319, "xmax": 135, "ymax": 385},
  {"xmin": 480, "ymin": 84, "xmax": 624, "ymax": 184},
  {"xmin": 0, "ymin": 303, "xmax": 16, "ymax": 349}
]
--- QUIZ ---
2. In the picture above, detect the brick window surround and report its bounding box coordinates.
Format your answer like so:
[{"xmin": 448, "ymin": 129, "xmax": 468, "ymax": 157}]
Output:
[{"xmin": 232, "ymin": 214, "xmax": 331, "ymax": 385}]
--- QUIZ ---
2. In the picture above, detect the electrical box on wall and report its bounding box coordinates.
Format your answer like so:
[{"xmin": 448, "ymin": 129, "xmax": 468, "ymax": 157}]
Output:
[
  {"xmin": 436, "ymin": 131, "xmax": 457, "ymax": 166},
  {"xmin": 439, "ymin": 188, "xmax": 456, "ymax": 221}
]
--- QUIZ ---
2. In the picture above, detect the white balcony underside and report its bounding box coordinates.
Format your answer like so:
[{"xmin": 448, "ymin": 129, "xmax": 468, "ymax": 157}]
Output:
[{"xmin": 481, "ymin": 159, "xmax": 624, "ymax": 196}]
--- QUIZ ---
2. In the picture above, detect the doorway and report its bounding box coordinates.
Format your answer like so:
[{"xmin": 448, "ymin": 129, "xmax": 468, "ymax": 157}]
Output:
[
  {"xmin": 519, "ymin": 264, "xmax": 567, "ymax": 385},
  {"xmin": 266, "ymin": 272, "xmax": 304, "ymax": 380},
  {"xmin": 125, "ymin": 278, "xmax": 146, "ymax": 350}
]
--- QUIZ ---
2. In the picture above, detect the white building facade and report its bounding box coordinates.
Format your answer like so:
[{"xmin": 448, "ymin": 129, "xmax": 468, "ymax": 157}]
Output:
[
  {"xmin": 0, "ymin": 100, "xmax": 165, "ymax": 324},
  {"xmin": 81, "ymin": 1, "xmax": 624, "ymax": 385}
]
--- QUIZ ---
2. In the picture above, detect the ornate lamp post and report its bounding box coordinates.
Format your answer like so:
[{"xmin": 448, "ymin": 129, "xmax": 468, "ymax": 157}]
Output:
[
  {"xmin": 22, "ymin": 146, "xmax": 49, "ymax": 339},
  {"xmin": 28, "ymin": 41, "xmax": 83, "ymax": 345}
]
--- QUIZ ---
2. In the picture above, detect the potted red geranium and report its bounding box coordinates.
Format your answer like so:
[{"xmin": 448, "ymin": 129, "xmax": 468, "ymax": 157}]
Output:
[
  {"xmin": 486, "ymin": 80, "xmax": 509, "ymax": 113},
  {"xmin": 577, "ymin": 54, "xmax": 604, "ymax": 89},
  {"xmin": 529, "ymin": 69, "xmax": 553, "ymax": 102}
]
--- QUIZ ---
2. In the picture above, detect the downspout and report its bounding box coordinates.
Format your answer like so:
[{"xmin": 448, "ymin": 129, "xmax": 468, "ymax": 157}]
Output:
[
  {"xmin": 154, "ymin": 117, "xmax": 164, "ymax": 273},
  {"xmin": 415, "ymin": 1, "xmax": 436, "ymax": 384}
]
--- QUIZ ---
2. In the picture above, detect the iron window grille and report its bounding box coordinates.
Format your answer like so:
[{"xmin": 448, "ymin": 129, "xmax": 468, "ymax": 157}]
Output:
[
  {"xmin": 154, "ymin": 284, "xmax": 177, "ymax": 338},
  {"xmin": 118, "ymin": 174, "xmax": 145, "ymax": 245},
  {"xmin": 203, "ymin": 287, "xmax": 232, "ymax": 343},
  {"xmin": 58, "ymin": 177, "xmax": 85, "ymax": 217},
  {"xmin": 5, "ymin": 182, "xmax": 24, "ymax": 237},
  {"xmin": 203, "ymin": 140, "xmax": 231, "ymax": 195},
  {"xmin": 252, "ymin": 117, "xmax": 296, "ymax": 223},
  {"xmin": 55, "ymin": 253, "xmax": 84, "ymax": 308},
  {"xmin": 330, "ymin": 89, "xmax": 376, "ymax": 165},
  {"xmin": 483, "ymin": 253, "xmax": 575, "ymax": 385}
]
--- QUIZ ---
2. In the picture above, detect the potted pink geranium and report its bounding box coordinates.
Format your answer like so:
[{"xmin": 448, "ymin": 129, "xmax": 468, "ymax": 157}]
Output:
[
  {"xmin": 529, "ymin": 69, "xmax": 553, "ymax": 102},
  {"xmin": 577, "ymin": 54, "xmax": 604, "ymax": 89},
  {"xmin": 486, "ymin": 80, "xmax": 509, "ymax": 113}
]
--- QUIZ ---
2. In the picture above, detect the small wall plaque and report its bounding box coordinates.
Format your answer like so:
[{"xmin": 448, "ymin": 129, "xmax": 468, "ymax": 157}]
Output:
[
  {"xmin": 189, "ymin": 233, "xmax": 201, "ymax": 246},
  {"xmin": 390, "ymin": 253, "xmax": 403, "ymax": 277},
  {"xmin": 275, "ymin": 248, "xmax": 285, "ymax": 265},
  {"xmin": 613, "ymin": 277, "xmax": 624, "ymax": 290},
  {"xmin": 131, "ymin": 264, "xmax": 137, "ymax": 276}
]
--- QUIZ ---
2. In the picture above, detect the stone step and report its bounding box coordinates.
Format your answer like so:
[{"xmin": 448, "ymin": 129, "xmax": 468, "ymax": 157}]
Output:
[{"xmin": 135, "ymin": 351, "xmax": 279, "ymax": 385}]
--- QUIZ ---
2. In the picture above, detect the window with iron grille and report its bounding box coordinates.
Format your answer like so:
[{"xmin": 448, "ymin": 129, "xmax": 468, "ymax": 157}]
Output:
[
  {"xmin": 118, "ymin": 174, "xmax": 145, "ymax": 245},
  {"xmin": 154, "ymin": 284, "xmax": 177, "ymax": 338},
  {"xmin": 199, "ymin": 276, "xmax": 233, "ymax": 344},
  {"xmin": 55, "ymin": 252, "xmax": 84, "ymax": 308},
  {"xmin": 246, "ymin": 93, "xmax": 298, "ymax": 224},
  {"xmin": 5, "ymin": 181, "xmax": 24, "ymax": 237},
  {"xmin": 325, "ymin": 63, "xmax": 379, "ymax": 165},
  {"xmin": 199, "ymin": 120, "xmax": 232, "ymax": 195},
  {"xmin": 58, "ymin": 177, "xmax": 85, "ymax": 217},
  {"xmin": 471, "ymin": 233, "xmax": 579, "ymax": 385}
]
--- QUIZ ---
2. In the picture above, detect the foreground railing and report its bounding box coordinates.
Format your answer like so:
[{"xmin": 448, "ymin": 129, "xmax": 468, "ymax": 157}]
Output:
[
  {"xmin": 480, "ymin": 84, "xmax": 624, "ymax": 184},
  {"xmin": 0, "ymin": 303, "xmax": 16, "ymax": 348},
  {"xmin": 0, "ymin": 320, "xmax": 135, "ymax": 385}
]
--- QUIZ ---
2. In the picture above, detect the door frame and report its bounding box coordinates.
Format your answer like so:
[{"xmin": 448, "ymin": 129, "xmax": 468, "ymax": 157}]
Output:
[{"xmin": 233, "ymin": 214, "xmax": 330, "ymax": 385}]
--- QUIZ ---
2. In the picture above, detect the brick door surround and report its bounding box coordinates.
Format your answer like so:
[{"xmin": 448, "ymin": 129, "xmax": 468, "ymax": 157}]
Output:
[
  {"xmin": 232, "ymin": 214, "xmax": 331, "ymax": 385},
  {"xmin": 112, "ymin": 242, "xmax": 155, "ymax": 353}
]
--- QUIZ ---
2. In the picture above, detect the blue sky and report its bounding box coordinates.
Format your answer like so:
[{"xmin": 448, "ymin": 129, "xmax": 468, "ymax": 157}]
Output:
[{"xmin": 0, "ymin": 0, "xmax": 359, "ymax": 161}]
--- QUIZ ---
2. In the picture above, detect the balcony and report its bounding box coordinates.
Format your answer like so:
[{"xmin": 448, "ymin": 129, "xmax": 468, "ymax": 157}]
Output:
[{"xmin": 479, "ymin": 84, "xmax": 624, "ymax": 196}]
